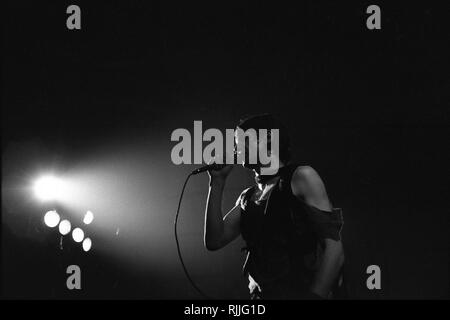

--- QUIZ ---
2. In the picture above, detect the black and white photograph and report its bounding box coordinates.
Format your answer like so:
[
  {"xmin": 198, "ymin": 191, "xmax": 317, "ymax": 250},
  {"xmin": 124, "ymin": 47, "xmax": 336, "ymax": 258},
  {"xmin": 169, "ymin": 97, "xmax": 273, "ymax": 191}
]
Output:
[{"xmin": 1, "ymin": 0, "xmax": 449, "ymax": 307}]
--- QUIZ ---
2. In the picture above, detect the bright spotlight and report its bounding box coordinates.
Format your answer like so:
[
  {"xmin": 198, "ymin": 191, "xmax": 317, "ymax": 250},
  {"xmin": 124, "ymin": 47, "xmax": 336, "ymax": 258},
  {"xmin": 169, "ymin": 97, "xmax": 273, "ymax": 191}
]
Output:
[
  {"xmin": 58, "ymin": 220, "xmax": 71, "ymax": 235},
  {"xmin": 83, "ymin": 210, "xmax": 94, "ymax": 225},
  {"xmin": 72, "ymin": 228, "xmax": 84, "ymax": 243},
  {"xmin": 34, "ymin": 175, "xmax": 64, "ymax": 201},
  {"xmin": 82, "ymin": 238, "xmax": 92, "ymax": 252},
  {"xmin": 44, "ymin": 210, "xmax": 60, "ymax": 228}
]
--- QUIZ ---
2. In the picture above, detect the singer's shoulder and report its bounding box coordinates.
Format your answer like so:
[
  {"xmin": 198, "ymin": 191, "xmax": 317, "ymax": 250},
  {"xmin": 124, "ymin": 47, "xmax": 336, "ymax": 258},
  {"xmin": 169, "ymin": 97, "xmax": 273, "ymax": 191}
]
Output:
[
  {"xmin": 292, "ymin": 165, "xmax": 321, "ymax": 182},
  {"xmin": 291, "ymin": 165, "xmax": 327, "ymax": 197},
  {"xmin": 291, "ymin": 165, "xmax": 332, "ymax": 211}
]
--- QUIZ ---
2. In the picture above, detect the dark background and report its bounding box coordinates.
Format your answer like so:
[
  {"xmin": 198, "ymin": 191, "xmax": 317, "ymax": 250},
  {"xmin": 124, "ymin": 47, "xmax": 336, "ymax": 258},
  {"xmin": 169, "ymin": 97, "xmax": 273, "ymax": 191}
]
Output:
[{"xmin": 2, "ymin": 1, "xmax": 449, "ymax": 299}]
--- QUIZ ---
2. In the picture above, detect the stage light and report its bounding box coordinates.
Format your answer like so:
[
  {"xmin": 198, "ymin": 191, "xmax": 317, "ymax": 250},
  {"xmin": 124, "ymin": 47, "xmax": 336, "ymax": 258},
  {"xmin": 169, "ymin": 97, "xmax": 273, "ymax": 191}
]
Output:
[
  {"xmin": 83, "ymin": 210, "xmax": 94, "ymax": 225},
  {"xmin": 34, "ymin": 175, "xmax": 64, "ymax": 201},
  {"xmin": 82, "ymin": 238, "xmax": 92, "ymax": 252},
  {"xmin": 44, "ymin": 210, "xmax": 60, "ymax": 228},
  {"xmin": 72, "ymin": 228, "xmax": 84, "ymax": 243},
  {"xmin": 58, "ymin": 220, "xmax": 71, "ymax": 235}
]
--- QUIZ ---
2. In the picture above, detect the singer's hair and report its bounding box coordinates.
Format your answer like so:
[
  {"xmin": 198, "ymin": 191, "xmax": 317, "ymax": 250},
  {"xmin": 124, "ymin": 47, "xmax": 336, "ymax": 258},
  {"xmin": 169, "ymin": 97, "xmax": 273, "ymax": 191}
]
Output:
[{"xmin": 237, "ymin": 114, "xmax": 291, "ymax": 163}]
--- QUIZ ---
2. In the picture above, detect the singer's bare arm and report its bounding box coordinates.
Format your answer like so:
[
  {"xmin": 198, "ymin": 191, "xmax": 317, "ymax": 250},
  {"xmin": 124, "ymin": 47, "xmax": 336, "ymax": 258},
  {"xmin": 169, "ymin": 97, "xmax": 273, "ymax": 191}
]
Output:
[
  {"xmin": 204, "ymin": 166, "xmax": 241, "ymax": 251},
  {"xmin": 291, "ymin": 166, "xmax": 345, "ymax": 298}
]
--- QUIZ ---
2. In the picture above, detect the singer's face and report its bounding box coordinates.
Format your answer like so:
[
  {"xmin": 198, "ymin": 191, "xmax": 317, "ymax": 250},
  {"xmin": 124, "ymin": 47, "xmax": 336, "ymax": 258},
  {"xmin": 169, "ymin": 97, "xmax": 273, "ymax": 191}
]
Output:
[{"xmin": 234, "ymin": 127, "xmax": 260, "ymax": 172}]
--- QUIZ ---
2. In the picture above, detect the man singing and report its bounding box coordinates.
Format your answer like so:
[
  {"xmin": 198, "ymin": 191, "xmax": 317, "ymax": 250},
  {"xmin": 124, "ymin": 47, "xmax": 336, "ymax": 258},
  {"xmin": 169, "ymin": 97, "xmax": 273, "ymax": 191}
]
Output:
[{"xmin": 203, "ymin": 114, "xmax": 346, "ymax": 299}]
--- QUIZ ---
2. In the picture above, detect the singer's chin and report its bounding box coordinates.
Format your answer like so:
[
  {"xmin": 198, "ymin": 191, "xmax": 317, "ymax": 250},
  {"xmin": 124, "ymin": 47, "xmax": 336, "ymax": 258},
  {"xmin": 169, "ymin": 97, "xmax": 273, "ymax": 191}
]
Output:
[
  {"xmin": 243, "ymin": 162, "xmax": 259, "ymax": 171},
  {"xmin": 254, "ymin": 174, "xmax": 264, "ymax": 184}
]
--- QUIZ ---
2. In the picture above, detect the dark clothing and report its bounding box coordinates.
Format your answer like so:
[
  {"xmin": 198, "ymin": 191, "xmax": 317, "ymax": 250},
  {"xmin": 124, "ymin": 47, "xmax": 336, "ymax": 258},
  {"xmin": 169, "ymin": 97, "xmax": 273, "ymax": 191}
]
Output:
[{"xmin": 238, "ymin": 164, "xmax": 344, "ymax": 299}]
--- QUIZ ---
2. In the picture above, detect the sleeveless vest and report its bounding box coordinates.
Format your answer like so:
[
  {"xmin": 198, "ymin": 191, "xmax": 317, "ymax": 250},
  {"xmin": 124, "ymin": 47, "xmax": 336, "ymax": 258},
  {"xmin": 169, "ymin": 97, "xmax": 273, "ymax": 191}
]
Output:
[{"xmin": 239, "ymin": 164, "xmax": 344, "ymax": 298}]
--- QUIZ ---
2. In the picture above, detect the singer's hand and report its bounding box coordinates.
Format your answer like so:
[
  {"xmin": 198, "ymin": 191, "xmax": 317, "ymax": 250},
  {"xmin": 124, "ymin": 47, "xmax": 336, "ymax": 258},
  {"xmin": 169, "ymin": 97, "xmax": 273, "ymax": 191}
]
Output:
[{"xmin": 207, "ymin": 161, "xmax": 233, "ymax": 181}]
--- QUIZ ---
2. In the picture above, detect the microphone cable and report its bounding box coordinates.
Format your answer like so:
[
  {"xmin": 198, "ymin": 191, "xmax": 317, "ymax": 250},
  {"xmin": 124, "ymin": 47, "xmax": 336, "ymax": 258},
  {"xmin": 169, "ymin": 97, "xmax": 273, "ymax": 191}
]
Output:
[{"xmin": 174, "ymin": 172, "xmax": 214, "ymax": 299}]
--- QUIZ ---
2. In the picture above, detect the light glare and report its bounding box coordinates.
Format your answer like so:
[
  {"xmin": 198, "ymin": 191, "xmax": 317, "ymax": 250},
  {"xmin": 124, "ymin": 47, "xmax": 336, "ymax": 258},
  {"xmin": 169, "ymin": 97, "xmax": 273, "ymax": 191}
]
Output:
[
  {"xmin": 58, "ymin": 220, "xmax": 71, "ymax": 235},
  {"xmin": 44, "ymin": 210, "xmax": 60, "ymax": 228},
  {"xmin": 83, "ymin": 210, "xmax": 94, "ymax": 225},
  {"xmin": 34, "ymin": 175, "xmax": 64, "ymax": 201},
  {"xmin": 82, "ymin": 238, "xmax": 92, "ymax": 252},
  {"xmin": 72, "ymin": 228, "xmax": 84, "ymax": 242}
]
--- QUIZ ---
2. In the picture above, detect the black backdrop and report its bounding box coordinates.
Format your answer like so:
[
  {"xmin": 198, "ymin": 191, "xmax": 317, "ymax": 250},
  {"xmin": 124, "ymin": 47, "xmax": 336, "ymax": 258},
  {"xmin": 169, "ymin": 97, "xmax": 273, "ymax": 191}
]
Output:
[{"xmin": 2, "ymin": 1, "xmax": 449, "ymax": 299}]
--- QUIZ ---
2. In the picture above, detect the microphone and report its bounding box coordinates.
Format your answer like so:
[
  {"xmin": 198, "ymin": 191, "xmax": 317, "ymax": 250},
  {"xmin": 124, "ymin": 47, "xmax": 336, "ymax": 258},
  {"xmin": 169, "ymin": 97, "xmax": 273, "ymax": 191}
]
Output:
[{"xmin": 191, "ymin": 163, "xmax": 227, "ymax": 175}]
